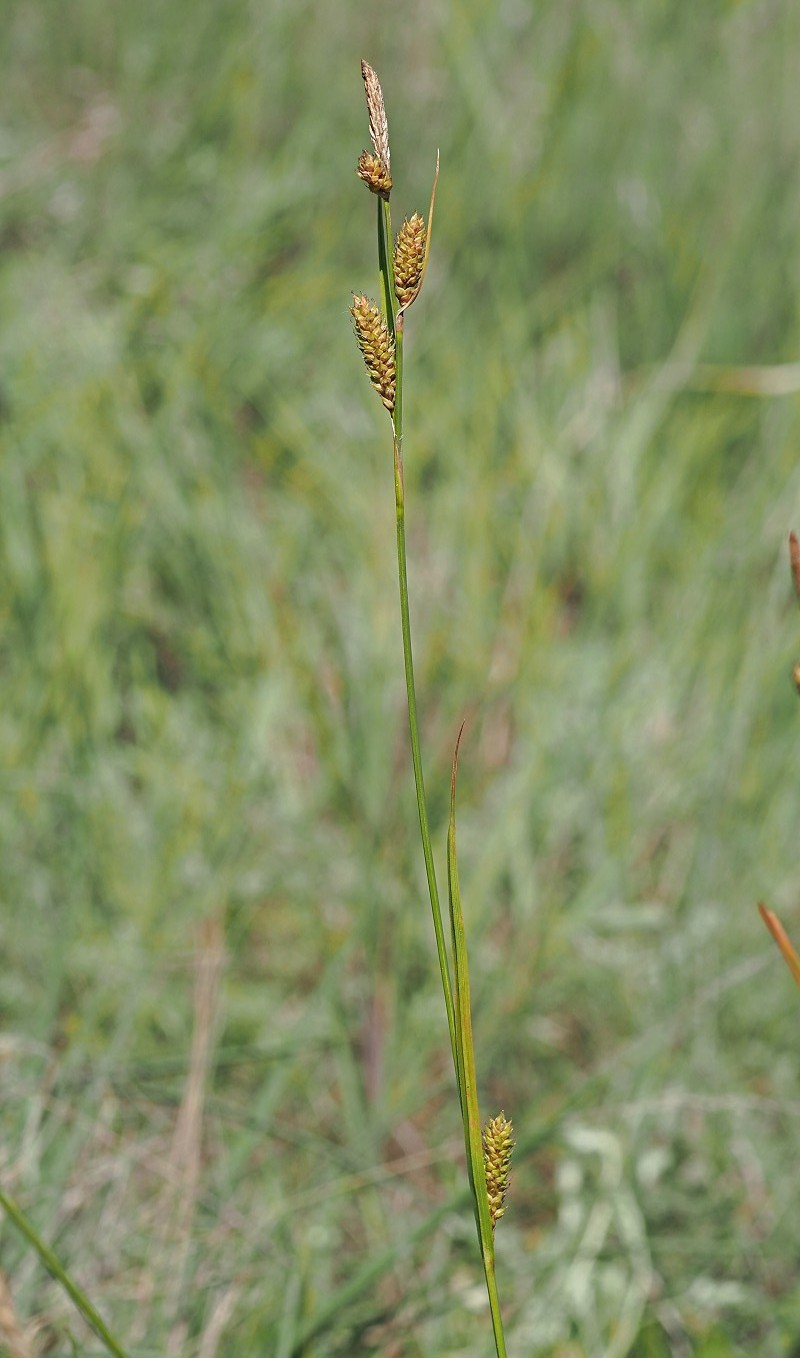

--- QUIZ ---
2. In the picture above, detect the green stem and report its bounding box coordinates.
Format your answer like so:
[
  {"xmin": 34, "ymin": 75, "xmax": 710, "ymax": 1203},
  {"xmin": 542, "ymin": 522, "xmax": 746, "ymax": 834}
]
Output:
[
  {"xmin": 447, "ymin": 740, "xmax": 507, "ymax": 1357},
  {"xmin": 0, "ymin": 1184, "xmax": 132, "ymax": 1358},
  {"xmin": 485, "ymin": 1257, "xmax": 508, "ymax": 1358},
  {"xmin": 376, "ymin": 183, "xmax": 499, "ymax": 1351},
  {"xmin": 393, "ymin": 443, "xmax": 456, "ymax": 1059},
  {"xmin": 376, "ymin": 197, "xmax": 456, "ymax": 1061},
  {"xmin": 377, "ymin": 198, "xmax": 395, "ymax": 343}
]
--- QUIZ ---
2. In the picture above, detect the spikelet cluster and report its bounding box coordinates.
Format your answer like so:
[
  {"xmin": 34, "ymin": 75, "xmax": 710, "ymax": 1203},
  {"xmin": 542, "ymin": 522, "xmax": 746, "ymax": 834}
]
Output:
[
  {"xmin": 350, "ymin": 294, "xmax": 396, "ymax": 413},
  {"xmin": 357, "ymin": 149, "xmax": 392, "ymax": 199},
  {"xmin": 483, "ymin": 1111, "xmax": 514, "ymax": 1233},
  {"xmin": 394, "ymin": 214, "xmax": 427, "ymax": 306}
]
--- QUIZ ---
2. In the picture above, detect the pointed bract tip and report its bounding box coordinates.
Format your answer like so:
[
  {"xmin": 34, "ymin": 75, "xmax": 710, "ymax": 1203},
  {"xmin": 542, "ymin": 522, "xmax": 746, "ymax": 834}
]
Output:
[{"xmin": 450, "ymin": 721, "xmax": 467, "ymax": 802}]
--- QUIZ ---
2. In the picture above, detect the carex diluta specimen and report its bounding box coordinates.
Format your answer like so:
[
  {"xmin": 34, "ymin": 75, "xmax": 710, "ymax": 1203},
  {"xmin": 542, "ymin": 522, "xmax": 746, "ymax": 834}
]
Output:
[{"xmin": 350, "ymin": 61, "xmax": 514, "ymax": 1358}]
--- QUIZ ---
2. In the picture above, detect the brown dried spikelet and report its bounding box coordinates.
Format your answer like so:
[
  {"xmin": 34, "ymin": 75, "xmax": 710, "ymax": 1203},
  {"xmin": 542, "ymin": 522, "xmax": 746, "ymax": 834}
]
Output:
[
  {"xmin": 790, "ymin": 530, "xmax": 800, "ymax": 602},
  {"xmin": 394, "ymin": 213, "xmax": 427, "ymax": 306},
  {"xmin": 350, "ymin": 294, "xmax": 395, "ymax": 413},
  {"xmin": 361, "ymin": 60, "xmax": 390, "ymax": 169},
  {"xmin": 357, "ymin": 149, "xmax": 392, "ymax": 199},
  {"xmin": 483, "ymin": 1111, "xmax": 514, "ymax": 1233}
]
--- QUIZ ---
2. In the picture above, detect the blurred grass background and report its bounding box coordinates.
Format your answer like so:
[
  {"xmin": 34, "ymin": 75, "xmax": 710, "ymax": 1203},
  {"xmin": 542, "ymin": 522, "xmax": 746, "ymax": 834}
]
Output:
[{"xmin": 2, "ymin": 1, "xmax": 800, "ymax": 1354}]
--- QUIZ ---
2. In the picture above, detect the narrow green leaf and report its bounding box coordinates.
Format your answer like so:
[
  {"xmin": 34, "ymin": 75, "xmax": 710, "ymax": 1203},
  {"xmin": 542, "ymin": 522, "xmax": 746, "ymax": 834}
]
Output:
[
  {"xmin": 0, "ymin": 1185, "xmax": 131, "ymax": 1358},
  {"xmin": 447, "ymin": 725, "xmax": 494, "ymax": 1252},
  {"xmin": 447, "ymin": 727, "xmax": 508, "ymax": 1357}
]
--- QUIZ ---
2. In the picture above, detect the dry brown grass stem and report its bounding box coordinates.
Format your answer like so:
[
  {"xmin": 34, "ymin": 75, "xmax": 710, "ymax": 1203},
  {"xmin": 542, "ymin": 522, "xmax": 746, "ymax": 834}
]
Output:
[
  {"xmin": 196, "ymin": 1283, "xmax": 242, "ymax": 1358},
  {"xmin": 161, "ymin": 916, "xmax": 226, "ymax": 1353},
  {"xmin": 0, "ymin": 1270, "xmax": 34, "ymax": 1358}
]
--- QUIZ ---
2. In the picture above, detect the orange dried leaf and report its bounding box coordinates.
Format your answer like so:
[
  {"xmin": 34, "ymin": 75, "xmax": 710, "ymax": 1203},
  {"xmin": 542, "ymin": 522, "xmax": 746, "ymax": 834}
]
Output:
[{"xmin": 759, "ymin": 903, "xmax": 800, "ymax": 989}]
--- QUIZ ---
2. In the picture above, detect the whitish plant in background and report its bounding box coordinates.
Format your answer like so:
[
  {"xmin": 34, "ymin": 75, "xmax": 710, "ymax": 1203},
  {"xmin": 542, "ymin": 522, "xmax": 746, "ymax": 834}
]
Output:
[
  {"xmin": 758, "ymin": 531, "xmax": 800, "ymax": 985},
  {"xmin": 351, "ymin": 61, "xmax": 513, "ymax": 1357}
]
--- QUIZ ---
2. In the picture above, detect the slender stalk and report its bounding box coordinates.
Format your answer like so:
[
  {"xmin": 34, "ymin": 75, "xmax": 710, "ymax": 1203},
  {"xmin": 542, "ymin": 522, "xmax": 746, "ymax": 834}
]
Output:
[
  {"xmin": 0, "ymin": 1185, "xmax": 131, "ymax": 1358},
  {"xmin": 448, "ymin": 735, "xmax": 508, "ymax": 1358},
  {"xmin": 377, "ymin": 198, "xmax": 395, "ymax": 348},
  {"xmin": 375, "ymin": 196, "xmax": 457, "ymax": 1061},
  {"xmin": 355, "ymin": 71, "xmax": 507, "ymax": 1353},
  {"xmin": 393, "ymin": 437, "xmax": 457, "ymax": 1061},
  {"xmin": 484, "ymin": 1259, "xmax": 508, "ymax": 1358}
]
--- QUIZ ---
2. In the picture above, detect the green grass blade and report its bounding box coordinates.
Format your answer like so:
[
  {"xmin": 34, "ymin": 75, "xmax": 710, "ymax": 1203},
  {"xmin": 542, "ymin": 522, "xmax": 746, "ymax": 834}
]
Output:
[
  {"xmin": 447, "ymin": 727, "xmax": 508, "ymax": 1358},
  {"xmin": 0, "ymin": 1185, "xmax": 132, "ymax": 1358}
]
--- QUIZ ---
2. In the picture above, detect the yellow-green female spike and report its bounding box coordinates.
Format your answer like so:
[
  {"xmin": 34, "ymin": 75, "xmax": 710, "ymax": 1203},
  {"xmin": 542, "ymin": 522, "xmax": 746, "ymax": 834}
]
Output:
[
  {"xmin": 350, "ymin": 294, "xmax": 396, "ymax": 413},
  {"xmin": 483, "ymin": 1111, "xmax": 514, "ymax": 1233},
  {"xmin": 394, "ymin": 213, "xmax": 427, "ymax": 306}
]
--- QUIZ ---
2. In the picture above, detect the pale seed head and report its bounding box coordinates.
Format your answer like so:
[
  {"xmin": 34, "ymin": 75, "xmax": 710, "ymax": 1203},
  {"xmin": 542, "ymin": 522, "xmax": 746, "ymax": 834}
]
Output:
[
  {"xmin": 483, "ymin": 1111, "xmax": 514, "ymax": 1233},
  {"xmin": 357, "ymin": 149, "xmax": 392, "ymax": 200},
  {"xmin": 394, "ymin": 213, "xmax": 427, "ymax": 306},
  {"xmin": 350, "ymin": 294, "xmax": 396, "ymax": 413}
]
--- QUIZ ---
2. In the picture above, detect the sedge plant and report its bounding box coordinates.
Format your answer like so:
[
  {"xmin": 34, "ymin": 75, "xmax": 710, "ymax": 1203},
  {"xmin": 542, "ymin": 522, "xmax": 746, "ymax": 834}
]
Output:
[{"xmin": 350, "ymin": 62, "xmax": 514, "ymax": 1356}]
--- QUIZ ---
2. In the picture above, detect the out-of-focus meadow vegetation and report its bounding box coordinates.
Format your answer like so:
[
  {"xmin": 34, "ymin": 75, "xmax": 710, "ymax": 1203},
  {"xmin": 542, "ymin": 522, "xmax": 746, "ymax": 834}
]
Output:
[{"xmin": 2, "ymin": 2, "xmax": 800, "ymax": 1354}]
